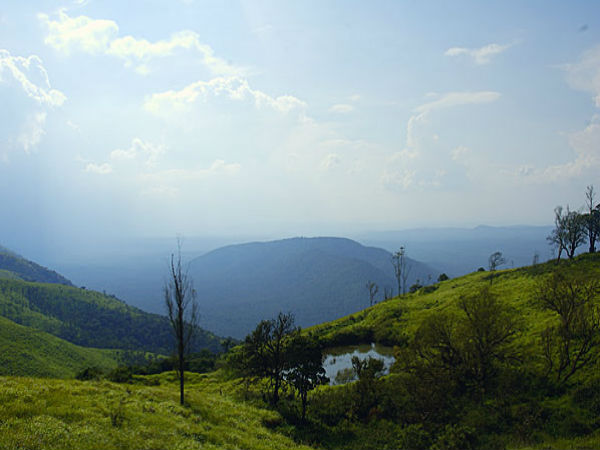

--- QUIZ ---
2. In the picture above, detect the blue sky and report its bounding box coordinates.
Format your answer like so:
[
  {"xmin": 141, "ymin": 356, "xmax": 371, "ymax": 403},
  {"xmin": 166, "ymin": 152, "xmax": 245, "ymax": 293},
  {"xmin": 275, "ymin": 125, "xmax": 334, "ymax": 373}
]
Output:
[{"xmin": 1, "ymin": 0, "xmax": 600, "ymax": 250}]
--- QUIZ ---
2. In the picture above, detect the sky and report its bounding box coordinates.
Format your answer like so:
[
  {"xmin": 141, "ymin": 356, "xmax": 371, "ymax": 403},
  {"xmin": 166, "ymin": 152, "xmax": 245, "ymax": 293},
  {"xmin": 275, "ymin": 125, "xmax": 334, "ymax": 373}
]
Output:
[{"xmin": 1, "ymin": 0, "xmax": 600, "ymax": 255}]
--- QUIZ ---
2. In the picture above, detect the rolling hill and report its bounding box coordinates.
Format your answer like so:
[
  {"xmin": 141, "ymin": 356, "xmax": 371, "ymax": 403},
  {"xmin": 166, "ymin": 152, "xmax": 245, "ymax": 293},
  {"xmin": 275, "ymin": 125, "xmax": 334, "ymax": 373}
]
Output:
[
  {"xmin": 0, "ymin": 245, "xmax": 73, "ymax": 285},
  {"xmin": 188, "ymin": 237, "xmax": 439, "ymax": 338},
  {"xmin": 0, "ymin": 278, "xmax": 223, "ymax": 355}
]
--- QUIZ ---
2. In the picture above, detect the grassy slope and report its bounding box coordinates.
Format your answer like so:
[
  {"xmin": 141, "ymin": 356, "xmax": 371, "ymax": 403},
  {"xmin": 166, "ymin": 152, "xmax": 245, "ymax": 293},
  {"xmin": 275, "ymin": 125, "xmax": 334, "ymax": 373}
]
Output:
[
  {"xmin": 0, "ymin": 372, "xmax": 313, "ymax": 450},
  {"xmin": 0, "ymin": 316, "xmax": 118, "ymax": 378},
  {"xmin": 309, "ymin": 253, "xmax": 600, "ymax": 352}
]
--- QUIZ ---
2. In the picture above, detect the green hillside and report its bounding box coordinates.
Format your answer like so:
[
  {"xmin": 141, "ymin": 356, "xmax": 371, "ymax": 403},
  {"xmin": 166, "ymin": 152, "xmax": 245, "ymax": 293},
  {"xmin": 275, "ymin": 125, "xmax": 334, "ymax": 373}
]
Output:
[
  {"xmin": 309, "ymin": 253, "xmax": 600, "ymax": 349},
  {"xmin": 0, "ymin": 247, "xmax": 72, "ymax": 285},
  {"xmin": 290, "ymin": 253, "xmax": 600, "ymax": 450},
  {"xmin": 0, "ymin": 373, "xmax": 313, "ymax": 450},
  {"xmin": 0, "ymin": 315, "xmax": 118, "ymax": 378},
  {"xmin": 0, "ymin": 279, "xmax": 223, "ymax": 355}
]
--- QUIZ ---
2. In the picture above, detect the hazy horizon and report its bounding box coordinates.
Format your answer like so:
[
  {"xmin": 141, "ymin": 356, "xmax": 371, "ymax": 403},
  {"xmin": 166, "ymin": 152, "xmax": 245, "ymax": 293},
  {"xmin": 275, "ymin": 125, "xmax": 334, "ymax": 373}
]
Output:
[{"xmin": 2, "ymin": 1, "xmax": 599, "ymax": 258}]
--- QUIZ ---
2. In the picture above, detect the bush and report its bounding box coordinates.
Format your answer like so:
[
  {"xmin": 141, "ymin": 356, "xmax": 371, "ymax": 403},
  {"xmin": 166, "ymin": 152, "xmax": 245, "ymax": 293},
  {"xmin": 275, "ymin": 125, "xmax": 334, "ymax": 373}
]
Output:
[{"xmin": 76, "ymin": 367, "xmax": 104, "ymax": 381}]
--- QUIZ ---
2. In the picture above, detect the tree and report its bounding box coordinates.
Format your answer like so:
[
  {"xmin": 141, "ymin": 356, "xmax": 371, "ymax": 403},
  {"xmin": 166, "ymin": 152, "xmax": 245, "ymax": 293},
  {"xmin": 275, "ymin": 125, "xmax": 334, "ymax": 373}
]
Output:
[
  {"xmin": 366, "ymin": 280, "xmax": 379, "ymax": 307},
  {"xmin": 487, "ymin": 251, "xmax": 506, "ymax": 284},
  {"xmin": 403, "ymin": 287, "xmax": 520, "ymax": 395},
  {"xmin": 548, "ymin": 205, "xmax": 587, "ymax": 261},
  {"xmin": 437, "ymin": 273, "xmax": 449, "ymax": 282},
  {"xmin": 392, "ymin": 247, "xmax": 412, "ymax": 295},
  {"xmin": 241, "ymin": 312, "xmax": 298, "ymax": 405},
  {"xmin": 165, "ymin": 241, "xmax": 199, "ymax": 406},
  {"xmin": 286, "ymin": 334, "xmax": 329, "ymax": 421},
  {"xmin": 584, "ymin": 185, "xmax": 600, "ymax": 253},
  {"xmin": 537, "ymin": 272, "xmax": 600, "ymax": 384}
]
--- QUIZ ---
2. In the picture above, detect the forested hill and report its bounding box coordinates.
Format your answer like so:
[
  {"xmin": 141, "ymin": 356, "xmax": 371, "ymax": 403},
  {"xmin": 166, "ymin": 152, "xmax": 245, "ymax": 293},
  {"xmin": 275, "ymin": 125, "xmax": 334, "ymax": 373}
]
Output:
[
  {"xmin": 189, "ymin": 236, "xmax": 439, "ymax": 338},
  {"xmin": 0, "ymin": 245, "xmax": 73, "ymax": 285},
  {"xmin": 0, "ymin": 279, "xmax": 223, "ymax": 355}
]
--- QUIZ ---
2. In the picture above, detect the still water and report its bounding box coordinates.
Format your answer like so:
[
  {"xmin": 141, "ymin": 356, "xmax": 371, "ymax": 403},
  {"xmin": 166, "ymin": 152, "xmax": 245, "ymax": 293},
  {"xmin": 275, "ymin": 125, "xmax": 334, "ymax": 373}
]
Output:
[{"xmin": 323, "ymin": 343, "xmax": 395, "ymax": 385}]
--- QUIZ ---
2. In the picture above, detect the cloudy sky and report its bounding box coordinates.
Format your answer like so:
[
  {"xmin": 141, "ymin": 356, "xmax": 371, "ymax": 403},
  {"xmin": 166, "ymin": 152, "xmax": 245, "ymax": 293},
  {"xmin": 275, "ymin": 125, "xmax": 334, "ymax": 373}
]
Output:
[{"xmin": 2, "ymin": 1, "xmax": 600, "ymax": 251}]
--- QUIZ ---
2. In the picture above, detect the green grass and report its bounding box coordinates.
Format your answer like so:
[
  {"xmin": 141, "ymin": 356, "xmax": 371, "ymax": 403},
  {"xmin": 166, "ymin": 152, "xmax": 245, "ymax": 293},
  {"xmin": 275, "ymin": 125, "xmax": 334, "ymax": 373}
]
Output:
[
  {"xmin": 308, "ymin": 253, "xmax": 600, "ymax": 353},
  {"xmin": 0, "ymin": 316, "xmax": 119, "ymax": 378},
  {"xmin": 0, "ymin": 372, "xmax": 314, "ymax": 450}
]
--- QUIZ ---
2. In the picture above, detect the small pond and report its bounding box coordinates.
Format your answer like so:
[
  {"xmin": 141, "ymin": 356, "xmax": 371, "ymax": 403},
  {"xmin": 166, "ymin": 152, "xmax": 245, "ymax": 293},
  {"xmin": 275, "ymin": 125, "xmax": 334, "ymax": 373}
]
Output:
[{"xmin": 323, "ymin": 343, "xmax": 395, "ymax": 385}]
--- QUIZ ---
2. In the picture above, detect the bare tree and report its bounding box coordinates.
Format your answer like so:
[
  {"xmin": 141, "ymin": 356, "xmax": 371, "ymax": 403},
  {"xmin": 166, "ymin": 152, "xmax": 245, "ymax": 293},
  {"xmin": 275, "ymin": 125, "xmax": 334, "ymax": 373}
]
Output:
[
  {"xmin": 366, "ymin": 280, "xmax": 379, "ymax": 307},
  {"xmin": 391, "ymin": 247, "xmax": 412, "ymax": 295},
  {"xmin": 165, "ymin": 241, "xmax": 199, "ymax": 406},
  {"xmin": 584, "ymin": 185, "xmax": 600, "ymax": 253},
  {"xmin": 383, "ymin": 287, "xmax": 394, "ymax": 301}
]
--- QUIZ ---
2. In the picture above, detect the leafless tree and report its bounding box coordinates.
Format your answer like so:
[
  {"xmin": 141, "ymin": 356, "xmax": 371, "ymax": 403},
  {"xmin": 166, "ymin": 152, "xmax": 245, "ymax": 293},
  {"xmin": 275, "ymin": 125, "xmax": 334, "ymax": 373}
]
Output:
[
  {"xmin": 366, "ymin": 280, "xmax": 379, "ymax": 307},
  {"xmin": 165, "ymin": 240, "xmax": 199, "ymax": 406},
  {"xmin": 584, "ymin": 185, "xmax": 600, "ymax": 253},
  {"xmin": 488, "ymin": 251, "xmax": 506, "ymax": 284},
  {"xmin": 392, "ymin": 247, "xmax": 412, "ymax": 295}
]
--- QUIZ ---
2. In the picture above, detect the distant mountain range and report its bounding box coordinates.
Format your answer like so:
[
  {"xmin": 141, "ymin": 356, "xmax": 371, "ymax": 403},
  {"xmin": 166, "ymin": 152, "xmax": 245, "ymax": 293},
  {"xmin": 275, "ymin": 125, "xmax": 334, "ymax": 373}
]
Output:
[
  {"xmin": 355, "ymin": 225, "xmax": 554, "ymax": 277},
  {"xmin": 188, "ymin": 237, "xmax": 439, "ymax": 338}
]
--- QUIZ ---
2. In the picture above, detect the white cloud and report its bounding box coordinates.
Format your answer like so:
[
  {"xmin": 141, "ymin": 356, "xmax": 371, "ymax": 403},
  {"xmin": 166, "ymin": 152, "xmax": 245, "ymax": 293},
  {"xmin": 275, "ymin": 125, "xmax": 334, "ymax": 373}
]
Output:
[
  {"xmin": 38, "ymin": 10, "xmax": 118, "ymax": 55},
  {"xmin": 514, "ymin": 115, "xmax": 600, "ymax": 182},
  {"xmin": 329, "ymin": 104, "xmax": 355, "ymax": 114},
  {"xmin": 0, "ymin": 49, "xmax": 66, "ymax": 107},
  {"xmin": 110, "ymin": 138, "xmax": 165, "ymax": 167},
  {"xmin": 563, "ymin": 44, "xmax": 600, "ymax": 107},
  {"xmin": 39, "ymin": 10, "xmax": 241, "ymax": 75},
  {"xmin": 415, "ymin": 91, "xmax": 501, "ymax": 114},
  {"xmin": 144, "ymin": 76, "xmax": 306, "ymax": 116},
  {"xmin": 85, "ymin": 162, "xmax": 113, "ymax": 174},
  {"xmin": 451, "ymin": 145, "xmax": 470, "ymax": 161},
  {"xmin": 382, "ymin": 92, "xmax": 501, "ymax": 191},
  {"xmin": 0, "ymin": 49, "xmax": 65, "ymax": 153},
  {"xmin": 445, "ymin": 42, "xmax": 514, "ymax": 65}
]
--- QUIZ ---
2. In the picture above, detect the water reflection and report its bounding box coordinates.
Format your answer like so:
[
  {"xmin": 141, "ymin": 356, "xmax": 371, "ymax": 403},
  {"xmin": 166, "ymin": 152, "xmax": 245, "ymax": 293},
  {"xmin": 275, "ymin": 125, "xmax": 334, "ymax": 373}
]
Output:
[{"xmin": 323, "ymin": 343, "xmax": 395, "ymax": 385}]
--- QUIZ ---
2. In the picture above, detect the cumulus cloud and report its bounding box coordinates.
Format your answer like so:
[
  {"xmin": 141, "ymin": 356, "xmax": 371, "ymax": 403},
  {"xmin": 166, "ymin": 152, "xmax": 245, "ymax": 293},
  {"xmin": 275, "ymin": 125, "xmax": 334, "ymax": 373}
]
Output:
[
  {"xmin": 445, "ymin": 42, "xmax": 514, "ymax": 65},
  {"xmin": 329, "ymin": 104, "xmax": 355, "ymax": 114},
  {"xmin": 563, "ymin": 44, "xmax": 600, "ymax": 107},
  {"xmin": 144, "ymin": 76, "xmax": 306, "ymax": 116},
  {"xmin": 381, "ymin": 92, "xmax": 500, "ymax": 191},
  {"xmin": 516, "ymin": 115, "xmax": 600, "ymax": 182},
  {"xmin": 39, "ymin": 10, "xmax": 241, "ymax": 75},
  {"xmin": 0, "ymin": 49, "xmax": 66, "ymax": 107},
  {"xmin": 0, "ymin": 49, "xmax": 66, "ymax": 153},
  {"xmin": 38, "ymin": 10, "xmax": 118, "ymax": 55},
  {"xmin": 85, "ymin": 162, "xmax": 113, "ymax": 174}
]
